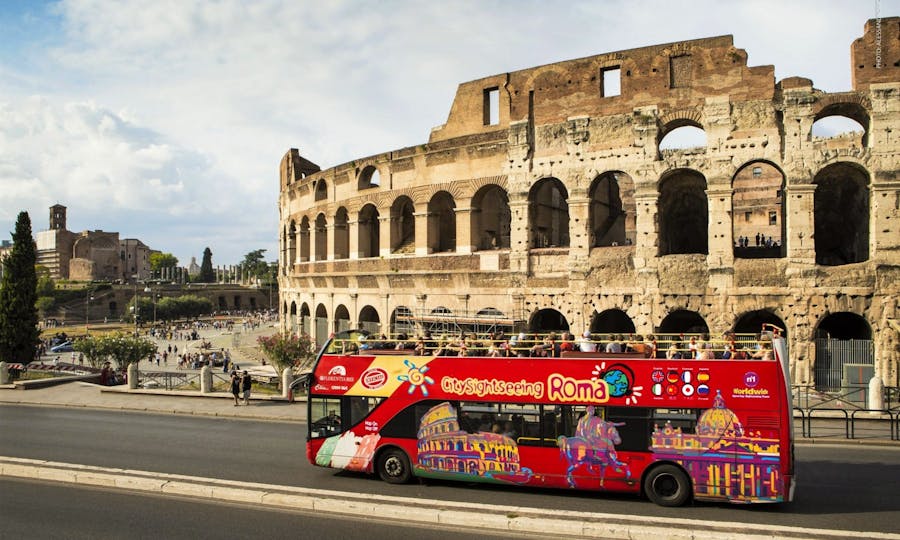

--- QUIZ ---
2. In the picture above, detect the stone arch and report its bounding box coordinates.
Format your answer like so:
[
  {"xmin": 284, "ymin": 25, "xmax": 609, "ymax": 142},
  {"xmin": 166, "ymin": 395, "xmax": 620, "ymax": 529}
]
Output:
[
  {"xmin": 300, "ymin": 302, "xmax": 311, "ymax": 336},
  {"xmin": 813, "ymin": 312, "xmax": 873, "ymax": 391},
  {"xmin": 357, "ymin": 164, "xmax": 381, "ymax": 190},
  {"xmin": 658, "ymin": 112, "xmax": 706, "ymax": 151},
  {"xmin": 334, "ymin": 207, "xmax": 349, "ymax": 260},
  {"xmin": 359, "ymin": 305, "xmax": 381, "ymax": 334},
  {"xmin": 299, "ymin": 216, "xmax": 310, "ymax": 263},
  {"xmin": 471, "ymin": 184, "xmax": 510, "ymax": 250},
  {"xmin": 658, "ymin": 309, "xmax": 709, "ymax": 335},
  {"xmin": 314, "ymin": 303, "xmax": 329, "ymax": 347},
  {"xmin": 734, "ymin": 309, "xmax": 788, "ymax": 338},
  {"xmin": 390, "ymin": 196, "xmax": 416, "ymax": 253},
  {"xmin": 289, "ymin": 300, "xmax": 298, "ymax": 336},
  {"xmin": 590, "ymin": 308, "xmax": 636, "ymax": 335},
  {"xmin": 314, "ymin": 213, "xmax": 327, "ymax": 261},
  {"xmin": 658, "ymin": 168, "xmax": 708, "ymax": 255},
  {"xmin": 588, "ymin": 171, "xmax": 635, "ymax": 247},
  {"xmin": 529, "ymin": 178, "xmax": 569, "ymax": 248},
  {"xmin": 334, "ymin": 304, "xmax": 351, "ymax": 333},
  {"xmin": 813, "ymin": 162, "xmax": 870, "ymax": 266},
  {"xmin": 314, "ymin": 178, "xmax": 328, "ymax": 202},
  {"xmin": 358, "ymin": 204, "xmax": 381, "ymax": 258},
  {"xmin": 428, "ymin": 191, "xmax": 457, "ymax": 253},
  {"xmin": 286, "ymin": 220, "xmax": 297, "ymax": 270},
  {"xmin": 732, "ymin": 160, "xmax": 785, "ymax": 258},
  {"xmin": 528, "ymin": 308, "xmax": 569, "ymax": 333},
  {"xmin": 390, "ymin": 306, "xmax": 415, "ymax": 336},
  {"xmin": 812, "ymin": 98, "xmax": 871, "ymax": 146}
]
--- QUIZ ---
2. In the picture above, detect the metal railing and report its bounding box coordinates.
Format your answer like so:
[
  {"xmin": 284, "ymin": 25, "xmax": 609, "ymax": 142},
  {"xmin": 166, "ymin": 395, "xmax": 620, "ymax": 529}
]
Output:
[{"xmin": 792, "ymin": 384, "xmax": 898, "ymax": 441}]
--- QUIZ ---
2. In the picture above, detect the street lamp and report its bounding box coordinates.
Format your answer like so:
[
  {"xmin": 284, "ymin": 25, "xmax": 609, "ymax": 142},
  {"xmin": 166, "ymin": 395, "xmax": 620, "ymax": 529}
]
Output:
[{"xmin": 84, "ymin": 293, "xmax": 94, "ymax": 334}]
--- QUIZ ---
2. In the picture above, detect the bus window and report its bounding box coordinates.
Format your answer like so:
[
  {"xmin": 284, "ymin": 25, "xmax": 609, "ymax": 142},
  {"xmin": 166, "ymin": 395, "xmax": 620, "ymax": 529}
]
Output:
[
  {"xmin": 459, "ymin": 402, "xmax": 500, "ymax": 433},
  {"xmin": 606, "ymin": 406, "xmax": 651, "ymax": 451},
  {"xmin": 348, "ymin": 396, "xmax": 383, "ymax": 427},
  {"xmin": 309, "ymin": 397, "xmax": 343, "ymax": 438},
  {"xmin": 499, "ymin": 403, "xmax": 540, "ymax": 441},
  {"xmin": 380, "ymin": 400, "xmax": 442, "ymax": 438}
]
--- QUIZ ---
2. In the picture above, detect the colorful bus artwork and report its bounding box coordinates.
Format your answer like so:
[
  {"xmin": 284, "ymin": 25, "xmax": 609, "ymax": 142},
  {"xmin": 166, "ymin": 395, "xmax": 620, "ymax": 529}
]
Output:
[{"xmin": 306, "ymin": 329, "xmax": 795, "ymax": 506}]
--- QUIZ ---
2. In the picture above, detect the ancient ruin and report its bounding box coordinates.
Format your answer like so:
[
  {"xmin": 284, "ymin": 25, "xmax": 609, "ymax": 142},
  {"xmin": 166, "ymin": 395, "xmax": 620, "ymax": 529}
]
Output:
[{"xmin": 278, "ymin": 19, "xmax": 900, "ymax": 389}]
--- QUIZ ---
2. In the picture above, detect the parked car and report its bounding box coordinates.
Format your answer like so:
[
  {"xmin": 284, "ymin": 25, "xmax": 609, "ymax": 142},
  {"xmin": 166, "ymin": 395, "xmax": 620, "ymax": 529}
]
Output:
[{"xmin": 50, "ymin": 341, "xmax": 74, "ymax": 353}]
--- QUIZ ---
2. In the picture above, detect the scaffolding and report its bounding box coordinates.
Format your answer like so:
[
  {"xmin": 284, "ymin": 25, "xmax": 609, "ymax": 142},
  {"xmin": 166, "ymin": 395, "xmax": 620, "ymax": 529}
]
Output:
[{"xmin": 392, "ymin": 307, "xmax": 526, "ymax": 337}]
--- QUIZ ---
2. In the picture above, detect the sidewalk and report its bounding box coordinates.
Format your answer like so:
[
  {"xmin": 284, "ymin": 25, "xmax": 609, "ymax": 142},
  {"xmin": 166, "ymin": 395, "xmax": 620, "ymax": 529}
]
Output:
[{"xmin": 0, "ymin": 380, "xmax": 306, "ymax": 423}]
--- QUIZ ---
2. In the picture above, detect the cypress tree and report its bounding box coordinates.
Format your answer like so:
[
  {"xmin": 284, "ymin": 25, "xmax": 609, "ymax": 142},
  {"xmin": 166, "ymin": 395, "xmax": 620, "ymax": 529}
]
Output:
[
  {"xmin": 198, "ymin": 247, "xmax": 215, "ymax": 283},
  {"xmin": 0, "ymin": 212, "xmax": 40, "ymax": 363}
]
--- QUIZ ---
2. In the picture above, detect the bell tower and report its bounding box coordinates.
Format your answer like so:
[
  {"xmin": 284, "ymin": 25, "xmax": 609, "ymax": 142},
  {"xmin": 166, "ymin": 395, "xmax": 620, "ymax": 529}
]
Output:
[{"xmin": 49, "ymin": 204, "xmax": 67, "ymax": 231}]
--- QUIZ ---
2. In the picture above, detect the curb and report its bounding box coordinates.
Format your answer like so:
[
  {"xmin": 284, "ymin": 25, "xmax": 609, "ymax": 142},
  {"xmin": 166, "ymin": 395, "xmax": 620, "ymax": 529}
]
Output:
[{"xmin": 2, "ymin": 457, "xmax": 899, "ymax": 540}]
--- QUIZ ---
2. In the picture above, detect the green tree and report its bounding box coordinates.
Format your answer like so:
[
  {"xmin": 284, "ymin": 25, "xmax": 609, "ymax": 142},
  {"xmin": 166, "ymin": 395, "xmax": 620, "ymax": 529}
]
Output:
[
  {"xmin": 257, "ymin": 333, "xmax": 315, "ymax": 372},
  {"xmin": 149, "ymin": 253, "xmax": 179, "ymax": 278},
  {"xmin": 198, "ymin": 247, "xmax": 214, "ymax": 283},
  {"xmin": 0, "ymin": 212, "xmax": 40, "ymax": 363},
  {"xmin": 74, "ymin": 332, "xmax": 156, "ymax": 369},
  {"xmin": 241, "ymin": 249, "xmax": 271, "ymax": 283}
]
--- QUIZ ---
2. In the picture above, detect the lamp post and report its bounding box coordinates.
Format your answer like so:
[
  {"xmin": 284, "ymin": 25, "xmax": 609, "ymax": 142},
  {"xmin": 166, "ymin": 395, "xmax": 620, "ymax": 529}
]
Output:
[
  {"xmin": 131, "ymin": 276, "xmax": 140, "ymax": 336},
  {"xmin": 84, "ymin": 293, "xmax": 94, "ymax": 334}
]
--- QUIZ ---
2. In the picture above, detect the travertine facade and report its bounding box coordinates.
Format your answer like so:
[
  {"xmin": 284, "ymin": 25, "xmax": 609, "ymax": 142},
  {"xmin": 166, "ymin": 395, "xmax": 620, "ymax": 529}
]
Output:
[{"xmin": 279, "ymin": 20, "xmax": 900, "ymax": 388}]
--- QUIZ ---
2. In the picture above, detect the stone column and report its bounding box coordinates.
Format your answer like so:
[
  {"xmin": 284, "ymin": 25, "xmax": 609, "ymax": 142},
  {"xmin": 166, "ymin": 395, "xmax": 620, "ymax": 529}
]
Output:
[
  {"xmin": 784, "ymin": 183, "xmax": 816, "ymax": 287},
  {"xmin": 379, "ymin": 215, "xmax": 392, "ymax": 257},
  {"xmin": 454, "ymin": 206, "xmax": 474, "ymax": 254},
  {"xmin": 128, "ymin": 363, "xmax": 139, "ymax": 390},
  {"xmin": 283, "ymin": 367, "xmax": 294, "ymax": 399},
  {"xmin": 348, "ymin": 218, "xmax": 360, "ymax": 260},
  {"xmin": 200, "ymin": 365, "xmax": 213, "ymax": 393},
  {"xmin": 414, "ymin": 212, "xmax": 429, "ymax": 256},
  {"xmin": 0, "ymin": 362, "xmax": 8, "ymax": 385},
  {"xmin": 566, "ymin": 188, "xmax": 590, "ymax": 273}
]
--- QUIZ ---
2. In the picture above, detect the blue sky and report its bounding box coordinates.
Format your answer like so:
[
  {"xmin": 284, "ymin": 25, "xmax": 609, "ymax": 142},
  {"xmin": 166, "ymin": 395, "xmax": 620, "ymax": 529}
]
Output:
[{"xmin": 0, "ymin": 0, "xmax": 887, "ymax": 266}]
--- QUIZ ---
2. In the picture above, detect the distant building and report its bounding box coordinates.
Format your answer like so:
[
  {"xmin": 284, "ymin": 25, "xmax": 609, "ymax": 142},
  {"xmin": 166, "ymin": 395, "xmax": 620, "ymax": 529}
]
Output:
[
  {"xmin": 34, "ymin": 204, "xmax": 156, "ymax": 282},
  {"xmin": 188, "ymin": 256, "xmax": 201, "ymax": 276}
]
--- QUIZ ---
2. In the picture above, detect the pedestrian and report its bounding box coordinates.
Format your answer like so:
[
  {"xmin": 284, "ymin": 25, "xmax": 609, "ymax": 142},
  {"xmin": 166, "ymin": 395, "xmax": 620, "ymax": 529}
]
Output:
[
  {"xmin": 230, "ymin": 371, "xmax": 241, "ymax": 406},
  {"xmin": 241, "ymin": 370, "xmax": 252, "ymax": 406}
]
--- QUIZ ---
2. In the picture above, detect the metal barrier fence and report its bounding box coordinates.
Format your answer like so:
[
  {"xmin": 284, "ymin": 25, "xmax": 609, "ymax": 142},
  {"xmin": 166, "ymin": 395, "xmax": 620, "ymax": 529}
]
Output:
[
  {"xmin": 792, "ymin": 384, "xmax": 899, "ymax": 441},
  {"xmin": 138, "ymin": 370, "xmax": 233, "ymax": 391}
]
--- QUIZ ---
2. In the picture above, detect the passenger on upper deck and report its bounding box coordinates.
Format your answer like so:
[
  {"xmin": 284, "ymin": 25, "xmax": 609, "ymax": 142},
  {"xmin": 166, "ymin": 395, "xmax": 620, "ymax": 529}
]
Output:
[{"xmin": 577, "ymin": 331, "xmax": 597, "ymax": 353}]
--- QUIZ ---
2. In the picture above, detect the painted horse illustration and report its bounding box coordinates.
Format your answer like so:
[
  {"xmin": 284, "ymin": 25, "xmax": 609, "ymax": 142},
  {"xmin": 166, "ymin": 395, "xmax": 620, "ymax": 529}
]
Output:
[{"xmin": 558, "ymin": 406, "xmax": 631, "ymax": 488}]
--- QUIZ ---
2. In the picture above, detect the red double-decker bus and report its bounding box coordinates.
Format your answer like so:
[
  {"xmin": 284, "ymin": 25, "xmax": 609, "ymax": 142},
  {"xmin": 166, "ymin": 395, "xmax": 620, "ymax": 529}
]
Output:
[{"xmin": 306, "ymin": 329, "xmax": 794, "ymax": 506}]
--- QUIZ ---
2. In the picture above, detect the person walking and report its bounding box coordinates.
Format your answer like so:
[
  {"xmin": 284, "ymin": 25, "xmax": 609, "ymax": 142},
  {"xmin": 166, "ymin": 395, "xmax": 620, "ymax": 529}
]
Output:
[
  {"xmin": 241, "ymin": 370, "xmax": 252, "ymax": 406},
  {"xmin": 230, "ymin": 371, "xmax": 241, "ymax": 406}
]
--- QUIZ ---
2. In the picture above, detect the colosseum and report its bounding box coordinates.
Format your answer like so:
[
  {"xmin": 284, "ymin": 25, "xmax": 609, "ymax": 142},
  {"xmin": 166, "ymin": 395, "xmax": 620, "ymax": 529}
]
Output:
[{"xmin": 278, "ymin": 19, "xmax": 899, "ymax": 391}]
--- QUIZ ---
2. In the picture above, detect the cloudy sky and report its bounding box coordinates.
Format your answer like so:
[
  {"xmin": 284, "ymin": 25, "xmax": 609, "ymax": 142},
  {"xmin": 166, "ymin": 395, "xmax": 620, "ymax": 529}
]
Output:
[{"xmin": 0, "ymin": 0, "xmax": 885, "ymax": 266}]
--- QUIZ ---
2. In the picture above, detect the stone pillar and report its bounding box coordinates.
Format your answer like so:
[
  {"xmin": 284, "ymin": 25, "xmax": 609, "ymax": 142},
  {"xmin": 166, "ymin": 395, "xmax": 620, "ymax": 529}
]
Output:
[
  {"xmin": 414, "ymin": 212, "xmax": 429, "ymax": 256},
  {"xmin": 633, "ymin": 191, "xmax": 658, "ymax": 274},
  {"xmin": 454, "ymin": 206, "xmax": 474, "ymax": 254},
  {"xmin": 200, "ymin": 365, "xmax": 213, "ymax": 393},
  {"xmin": 128, "ymin": 363, "xmax": 139, "ymax": 389},
  {"xmin": 868, "ymin": 376, "xmax": 884, "ymax": 412},
  {"xmin": 379, "ymin": 215, "xmax": 392, "ymax": 257},
  {"xmin": 0, "ymin": 362, "xmax": 8, "ymax": 385},
  {"xmin": 507, "ymin": 198, "xmax": 530, "ymax": 273},
  {"xmin": 871, "ymin": 178, "xmax": 900, "ymax": 260},
  {"xmin": 325, "ymin": 223, "xmax": 335, "ymax": 261},
  {"xmin": 348, "ymin": 218, "xmax": 360, "ymax": 260},
  {"xmin": 566, "ymin": 190, "xmax": 590, "ymax": 272},
  {"xmin": 707, "ymin": 183, "xmax": 735, "ymax": 290},
  {"xmin": 784, "ymin": 183, "xmax": 816, "ymax": 286}
]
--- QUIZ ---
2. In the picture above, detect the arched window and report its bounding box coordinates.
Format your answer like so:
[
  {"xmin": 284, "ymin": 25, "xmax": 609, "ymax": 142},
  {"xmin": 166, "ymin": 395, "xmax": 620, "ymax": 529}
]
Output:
[
  {"xmin": 334, "ymin": 207, "xmax": 349, "ymax": 260},
  {"xmin": 813, "ymin": 163, "xmax": 869, "ymax": 266},
  {"xmin": 471, "ymin": 185, "xmax": 510, "ymax": 250},
  {"xmin": 359, "ymin": 305, "xmax": 381, "ymax": 334},
  {"xmin": 358, "ymin": 204, "xmax": 381, "ymax": 258},
  {"xmin": 314, "ymin": 179, "xmax": 328, "ymax": 202},
  {"xmin": 529, "ymin": 178, "xmax": 569, "ymax": 248},
  {"xmin": 732, "ymin": 161, "xmax": 785, "ymax": 258},
  {"xmin": 358, "ymin": 165, "xmax": 381, "ymax": 190},
  {"xmin": 314, "ymin": 213, "xmax": 327, "ymax": 261},
  {"xmin": 334, "ymin": 304, "xmax": 351, "ymax": 333},
  {"xmin": 589, "ymin": 172, "xmax": 634, "ymax": 247},
  {"xmin": 390, "ymin": 197, "xmax": 416, "ymax": 253},
  {"xmin": 299, "ymin": 217, "xmax": 310, "ymax": 263},
  {"xmin": 590, "ymin": 309, "xmax": 636, "ymax": 335},
  {"xmin": 529, "ymin": 308, "xmax": 569, "ymax": 333},
  {"xmin": 658, "ymin": 169, "xmax": 708, "ymax": 256},
  {"xmin": 428, "ymin": 191, "xmax": 456, "ymax": 253},
  {"xmin": 812, "ymin": 102, "xmax": 870, "ymax": 146},
  {"xmin": 659, "ymin": 124, "xmax": 706, "ymax": 151}
]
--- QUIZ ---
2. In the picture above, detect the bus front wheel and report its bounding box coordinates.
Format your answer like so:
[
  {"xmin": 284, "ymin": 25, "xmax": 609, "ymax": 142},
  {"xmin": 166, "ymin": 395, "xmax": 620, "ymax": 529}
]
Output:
[
  {"xmin": 377, "ymin": 448, "xmax": 411, "ymax": 484},
  {"xmin": 644, "ymin": 464, "xmax": 691, "ymax": 507}
]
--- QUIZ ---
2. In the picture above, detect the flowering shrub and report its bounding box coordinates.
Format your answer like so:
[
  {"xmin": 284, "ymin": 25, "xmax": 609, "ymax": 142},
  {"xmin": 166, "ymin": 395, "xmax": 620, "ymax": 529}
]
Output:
[{"xmin": 257, "ymin": 333, "xmax": 315, "ymax": 372}]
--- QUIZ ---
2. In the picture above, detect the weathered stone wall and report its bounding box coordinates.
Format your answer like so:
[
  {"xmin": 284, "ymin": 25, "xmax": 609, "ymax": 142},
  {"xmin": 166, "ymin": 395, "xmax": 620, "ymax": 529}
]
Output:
[{"xmin": 279, "ymin": 19, "xmax": 900, "ymax": 386}]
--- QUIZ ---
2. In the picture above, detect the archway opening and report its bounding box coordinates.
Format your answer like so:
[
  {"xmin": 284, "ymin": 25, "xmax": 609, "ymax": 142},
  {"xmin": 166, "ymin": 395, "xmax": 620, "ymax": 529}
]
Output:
[
  {"xmin": 358, "ymin": 165, "xmax": 381, "ymax": 190},
  {"xmin": 358, "ymin": 204, "xmax": 381, "ymax": 258},
  {"xmin": 314, "ymin": 179, "xmax": 327, "ymax": 201},
  {"xmin": 658, "ymin": 169, "xmax": 708, "ymax": 255},
  {"xmin": 334, "ymin": 304, "xmax": 350, "ymax": 334},
  {"xmin": 314, "ymin": 213, "xmax": 327, "ymax": 261},
  {"xmin": 359, "ymin": 305, "xmax": 381, "ymax": 335},
  {"xmin": 732, "ymin": 161, "xmax": 785, "ymax": 258},
  {"xmin": 590, "ymin": 309, "xmax": 636, "ymax": 335},
  {"xmin": 390, "ymin": 306, "xmax": 415, "ymax": 336},
  {"xmin": 471, "ymin": 185, "xmax": 510, "ymax": 250},
  {"xmin": 314, "ymin": 303, "xmax": 328, "ymax": 347},
  {"xmin": 428, "ymin": 191, "xmax": 456, "ymax": 253},
  {"xmin": 659, "ymin": 125, "xmax": 707, "ymax": 151},
  {"xmin": 589, "ymin": 172, "xmax": 634, "ymax": 247},
  {"xmin": 529, "ymin": 308, "xmax": 569, "ymax": 333},
  {"xmin": 814, "ymin": 312, "xmax": 873, "ymax": 392},
  {"xmin": 299, "ymin": 217, "xmax": 310, "ymax": 263},
  {"xmin": 529, "ymin": 178, "xmax": 569, "ymax": 248},
  {"xmin": 390, "ymin": 197, "xmax": 416, "ymax": 254},
  {"xmin": 813, "ymin": 163, "xmax": 869, "ymax": 266},
  {"xmin": 334, "ymin": 207, "xmax": 349, "ymax": 260}
]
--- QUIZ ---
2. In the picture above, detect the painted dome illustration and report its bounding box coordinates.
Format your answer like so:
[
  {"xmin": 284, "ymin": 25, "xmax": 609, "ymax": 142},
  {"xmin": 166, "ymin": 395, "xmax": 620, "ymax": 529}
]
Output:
[{"xmin": 697, "ymin": 390, "xmax": 743, "ymax": 438}]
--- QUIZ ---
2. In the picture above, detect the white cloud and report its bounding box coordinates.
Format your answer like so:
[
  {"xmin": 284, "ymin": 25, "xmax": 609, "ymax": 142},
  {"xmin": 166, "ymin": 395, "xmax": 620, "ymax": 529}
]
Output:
[{"xmin": 0, "ymin": 0, "xmax": 883, "ymax": 265}]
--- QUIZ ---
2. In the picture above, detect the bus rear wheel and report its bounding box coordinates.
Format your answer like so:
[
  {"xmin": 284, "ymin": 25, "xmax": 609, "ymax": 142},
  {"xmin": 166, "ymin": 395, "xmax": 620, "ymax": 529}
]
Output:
[
  {"xmin": 377, "ymin": 448, "xmax": 411, "ymax": 484},
  {"xmin": 644, "ymin": 464, "xmax": 691, "ymax": 507}
]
